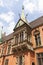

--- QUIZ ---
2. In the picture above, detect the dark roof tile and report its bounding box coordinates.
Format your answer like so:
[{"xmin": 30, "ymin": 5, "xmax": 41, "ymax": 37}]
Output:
[
  {"xmin": 2, "ymin": 32, "xmax": 14, "ymax": 42},
  {"xmin": 29, "ymin": 16, "xmax": 43, "ymax": 29}
]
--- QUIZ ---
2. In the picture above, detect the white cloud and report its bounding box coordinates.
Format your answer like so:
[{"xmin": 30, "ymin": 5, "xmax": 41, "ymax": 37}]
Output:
[
  {"xmin": 23, "ymin": 0, "xmax": 37, "ymax": 13},
  {"xmin": 0, "ymin": 21, "xmax": 3, "ymax": 27},
  {"xmin": 6, "ymin": 21, "xmax": 15, "ymax": 35},
  {"xmin": 38, "ymin": 0, "xmax": 43, "ymax": 12},
  {"xmin": 0, "ymin": 11, "xmax": 16, "ymax": 35},
  {"xmin": 0, "ymin": 21, "xmax": 4, "ymax": 38},
  {"xmin": 0, "ymin": 11, "xmax": 15, "ymax": 23},
  {"xmin": 15, "ymin": 0, "xmax": 19, "ymax": 2},
  {"xmin": 0, "ymin": 0, "xmax": 19, "ymax": 13},
  {"xmin": 0, "ymin": 0, "xmax": 19, "ymax": 9},
  {"xmin": 0, "ymin": 0, "xmax": 4, "ymax": 7},
  {"xmin": 23, "ymin": 0, "xmax": 43, "ymax": 13}
]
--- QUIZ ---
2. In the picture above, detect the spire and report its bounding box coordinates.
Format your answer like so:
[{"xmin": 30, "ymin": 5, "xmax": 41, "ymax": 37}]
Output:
[
  {"xmin": 0, "ymin": 27, "xmax": 2, "ymax": 38},
  {"xmin": 21, "ymin": 5, "xmax": 26, "ymax": 22},
  {"xmin": 0, "ymin": 26, "xmax": 3, "ymax": 43}
]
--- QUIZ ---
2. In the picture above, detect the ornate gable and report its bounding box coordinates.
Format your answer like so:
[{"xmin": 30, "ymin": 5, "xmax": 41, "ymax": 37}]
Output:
[
  {"xmin": 14, "ymin": 6, "xmax": 31, "ymax": 30},
  {"xmin": 15, "ymin": 19, "xmax": 25, "ymax": 29},
  {"xmin": 14, "ymin": 6, "xmax": 26, "ymax": 29}
]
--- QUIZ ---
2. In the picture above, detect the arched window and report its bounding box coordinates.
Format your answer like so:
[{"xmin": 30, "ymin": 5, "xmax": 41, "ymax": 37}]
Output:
[{"xmin": 34, "ymin": 30, "xmax": 41, "ymax": 46}]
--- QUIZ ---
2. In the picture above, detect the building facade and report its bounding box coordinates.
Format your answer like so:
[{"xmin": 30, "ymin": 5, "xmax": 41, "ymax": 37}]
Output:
[{"xmin": 0, "ymin": 7, "xmax": 43, "ymax": 65}]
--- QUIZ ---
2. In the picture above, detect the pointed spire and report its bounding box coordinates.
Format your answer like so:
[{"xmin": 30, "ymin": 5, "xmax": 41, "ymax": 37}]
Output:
[
  {"xmin": 0, "ymin": 27, "xmax": 2, "ymax": 39},
  {"xmin": 21, "ymin": 5, "xmax": 26, "ymax": 22},
  {"xmin": 0, "ymin": 26, "xmax": 3, "ymax": 43}
]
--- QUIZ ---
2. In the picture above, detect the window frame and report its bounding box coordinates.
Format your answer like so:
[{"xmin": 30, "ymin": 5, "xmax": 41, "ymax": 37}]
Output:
[
  {"xmin": 7, "ymin": 44, "xmax": 11, "ymax": 54},
  {"xmin": 20, "ymin": 31, "xmax": 24, "ymax": 42},
  {"xmin": 16, "ymin": 55, "xmax": 24, "ymax": 65},
  {"xmin": 15, "ymin": 34, "xmax": 19, "ymax": 44},
  {"xmin": 37, "ymin": 53, "xmax": 43, "ymax": 65},
  {"xmin": 4, "ymin": 59, "xmax": 9, "ymax": 65},
  {"xmin": 35, "ymin": 33, "xmax": 41, "ymax": 47}
]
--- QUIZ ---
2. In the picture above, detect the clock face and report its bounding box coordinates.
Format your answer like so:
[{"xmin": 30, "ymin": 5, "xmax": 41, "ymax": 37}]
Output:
[{"xmin": 16, "ymin": 20, "xmax": 24, "ymax": 28}]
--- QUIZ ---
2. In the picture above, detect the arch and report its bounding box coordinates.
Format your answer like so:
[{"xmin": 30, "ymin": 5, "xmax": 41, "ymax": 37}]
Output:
[{"xmin": 33, "ymin": 30, "xmax": 40, "ymax": 36}]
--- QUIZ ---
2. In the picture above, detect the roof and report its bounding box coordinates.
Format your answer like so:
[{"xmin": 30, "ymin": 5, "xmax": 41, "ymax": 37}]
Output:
[
  {"xmin": 14, "ymin": 6, "xmax": 31, "ymax": 30},
  {"xmin": 1, "ymin": 16, "xmax": 43, "ymax": 43},
  {"xmin": 0, "ymin": 38, "xmax": 2, "ymax": 43},
  {"xmin": 2, "ymin": 32, "xmax": 14, "ymax": 42},
  {"xmin": 29, "ymin": 16, "xmax": 43, "ymax": 29}
]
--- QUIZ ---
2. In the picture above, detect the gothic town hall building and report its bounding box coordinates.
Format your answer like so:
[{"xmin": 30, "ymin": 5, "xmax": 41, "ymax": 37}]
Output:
[{"xmin": 0, "ymin": 7, "xmax": 43, "ymax": 65}]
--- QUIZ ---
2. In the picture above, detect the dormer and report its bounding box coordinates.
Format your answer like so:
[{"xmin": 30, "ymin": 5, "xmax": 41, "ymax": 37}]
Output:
[
  {"xmin": 14, "ymin": 6, "xmax": 31, "ymax": 32},
  {"xmin": 12, "ymin": 6, "xmax": 33, "ymax": 54}
]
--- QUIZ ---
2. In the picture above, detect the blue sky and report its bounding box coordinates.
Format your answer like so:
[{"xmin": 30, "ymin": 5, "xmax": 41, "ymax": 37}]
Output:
[{"xmin": 0, "ymin": 0, "xmax": 43, "ymax": 35}]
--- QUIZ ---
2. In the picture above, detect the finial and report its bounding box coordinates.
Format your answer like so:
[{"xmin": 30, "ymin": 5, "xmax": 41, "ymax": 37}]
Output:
[
  {"xmin": 18, "ymin": 13, "xmax": 20, "ymax": 18},
  {"xmin": 2, "ymin": 26, "xmax": 3, "ymax": 29},
  {"xmin": 25, "ymin": 13, "xmax": 28, "ymax": 18},
  {"xmin": 21, "ymin": 5, "xmax": 26, "ymax": 21},
  {"xmin": 22, "ymin": 5, "xmax": 24, "ymax": 10}
]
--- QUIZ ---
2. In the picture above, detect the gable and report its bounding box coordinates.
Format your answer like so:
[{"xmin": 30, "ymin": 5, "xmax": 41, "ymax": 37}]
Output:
[
  {"xmin": 14, "ymin": 6, "xmax": 31, "ymax": 30},
  {"xmin": 15, "ymin": 19, "xmax": 25, "ymax": 29}
]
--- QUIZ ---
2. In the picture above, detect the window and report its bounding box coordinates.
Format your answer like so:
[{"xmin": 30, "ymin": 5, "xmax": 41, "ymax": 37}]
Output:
[
  {"xmin": 20, "ymin": 32, "xmax": 24, "ymax": 42},
  {"xmin": 15, "ymin": 34, "xmax": 19, "ymax": 44},
  {"xmin": 15, "ymin": 31, "xmax": 24, "ymax": 44},
  {"xmin": 4, "ymin": 59, "xmax": 9, "ymax": 65},
  {"xmin": 28, "ymin": 35, "xmax": 31, "ymax": 42},
  {"xmin": 1, "ymin": 47, "xmax": 5, "ymax": 55},
  {"xmin": 37, "ymin": 53, "xmax": 43, "ymax": 65},
  {"xmin": 35, "ymin": 33, "xmax": 41, "ymax": 46},
  {"xmin": 19, "ymin": 56, "xmax": 24, "ymax": 65},
  {"xmin": 1, "ymin": 48, "xmax": 3, "ymax": 55},
  {"xmin": 16, "ymin": 55, "xmax": 24, "ymax": 65},
  {"xmin": 19, "ymin": 56, "xmax": 22, "ymax": 65},
  {"xmin": 32, "ymin": 62, "xmax": 35, "ymax": 65},
  {"xmin": 0, "ymin": 49, "xmax": 1, "ymax": 53},
  {"xmin": 7, "ymin": 44, "xmax": 11, "ymax": 54}
]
